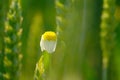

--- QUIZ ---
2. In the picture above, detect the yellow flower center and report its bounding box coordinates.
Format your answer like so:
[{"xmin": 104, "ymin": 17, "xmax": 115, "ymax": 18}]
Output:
[{"xmin": 43, "ymin": 31, "xmax": 57, "ymax": 41}]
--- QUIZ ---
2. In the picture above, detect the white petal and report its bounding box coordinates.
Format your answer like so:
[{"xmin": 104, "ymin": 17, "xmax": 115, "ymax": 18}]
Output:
[
  {"xmin": 43, "ymin": 40, "xmax": 57, "ymax": 53},
  {"xmin": 40, "ymin": 36, "xmax": 44, "ymax": 51}
]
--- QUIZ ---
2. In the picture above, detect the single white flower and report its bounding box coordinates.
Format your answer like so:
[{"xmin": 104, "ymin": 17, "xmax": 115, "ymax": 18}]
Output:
[{"xmin": 40, "ymin": 31, "xmax": 57, "ymax": 53}]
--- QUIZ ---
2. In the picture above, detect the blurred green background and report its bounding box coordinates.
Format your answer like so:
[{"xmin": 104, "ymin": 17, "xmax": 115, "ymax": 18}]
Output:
[{"xmin": 0, "ymin": 0, "xmax": 120, "ymax": 80}]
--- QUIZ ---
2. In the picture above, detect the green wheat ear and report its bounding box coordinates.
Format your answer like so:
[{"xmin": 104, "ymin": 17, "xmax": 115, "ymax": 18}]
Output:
[
  {"xmin": 3, "ymin": 0, "xmax": 23, "ymax": 79},
  {"xmin": 34, "ymin": 51, "xmax": 51, "ymax": 80},
  {"xmin": 100, "ymin": 0, "xmax": 116, "ymax": 80}
]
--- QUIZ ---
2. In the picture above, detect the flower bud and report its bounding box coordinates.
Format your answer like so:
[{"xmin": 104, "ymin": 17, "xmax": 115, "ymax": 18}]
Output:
[{"xmin": 40, "ymin": 31, "xmax": 57, "ymax": 53}]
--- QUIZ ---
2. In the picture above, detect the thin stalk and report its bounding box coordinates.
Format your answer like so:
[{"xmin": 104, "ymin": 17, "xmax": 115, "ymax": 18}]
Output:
[{"xmin": 80, "ymin": 0, "xmax": 87, "ymax": 52}]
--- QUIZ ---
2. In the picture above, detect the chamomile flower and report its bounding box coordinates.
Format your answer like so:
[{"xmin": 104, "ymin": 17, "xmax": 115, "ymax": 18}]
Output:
[{"xmin": 40, "ymin": 31, "xmax": 57, "ymax": 53}]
